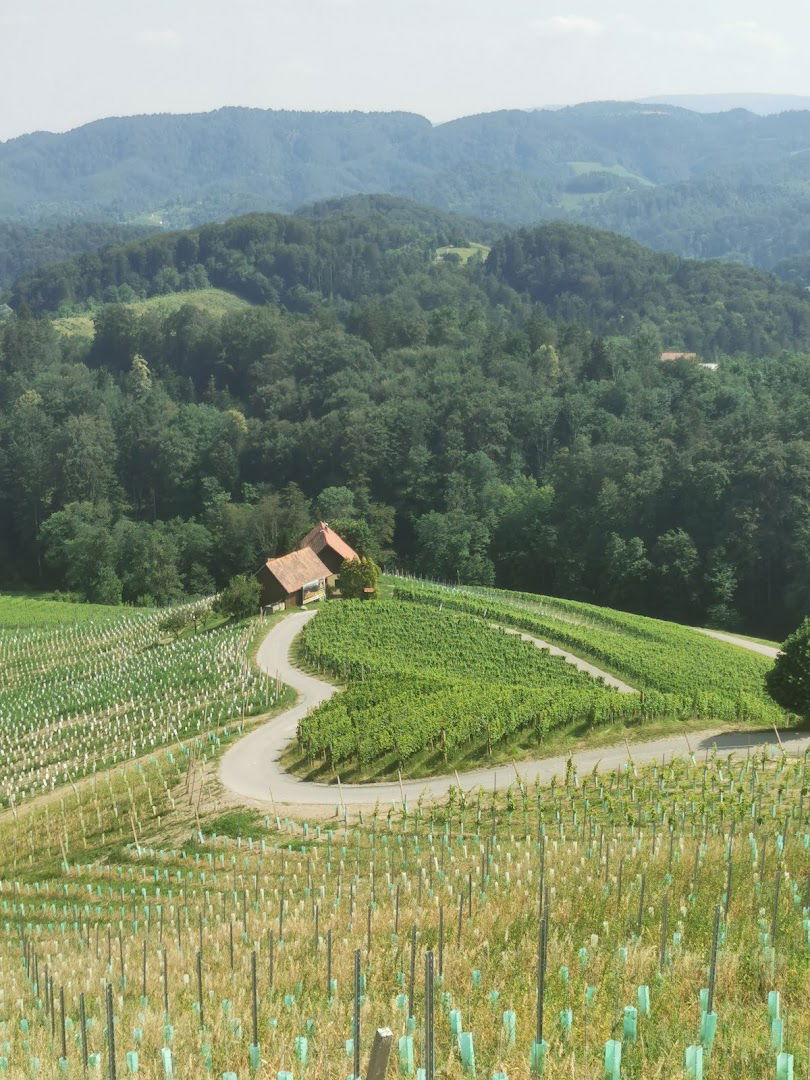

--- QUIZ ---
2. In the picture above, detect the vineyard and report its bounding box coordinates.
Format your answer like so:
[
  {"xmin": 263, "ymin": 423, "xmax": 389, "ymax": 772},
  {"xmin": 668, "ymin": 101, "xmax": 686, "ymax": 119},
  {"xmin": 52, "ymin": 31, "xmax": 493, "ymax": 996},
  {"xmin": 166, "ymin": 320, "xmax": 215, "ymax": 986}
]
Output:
[
  {"xmin": 0, "ymin": 594, "xmax": 128, "ymax": 628},
  {"xmin": 293, "ymin": 596, "xmax": 787, "ymax": 778},
  {"xmin": 0, "ymin": 594, "xmax": 284, "ymax": 810},
  {"xmin": 392, "ymin": 581, "xmax": 779, "ymax": 702},
  {"xmin": 0, "ymin": 737, "xmax": 806, "ymax": 1078}
]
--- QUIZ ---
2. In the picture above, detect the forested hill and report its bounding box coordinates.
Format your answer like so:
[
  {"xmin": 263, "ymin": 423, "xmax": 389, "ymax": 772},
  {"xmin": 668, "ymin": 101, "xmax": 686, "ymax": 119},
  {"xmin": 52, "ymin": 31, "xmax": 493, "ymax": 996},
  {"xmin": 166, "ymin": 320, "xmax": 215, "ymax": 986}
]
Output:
[
  {"xmin": 8, "ymin": 200, "xmax": 482, "ymax": 311},
  {"xmin": 1, "ymin": 195, "xmax": 810, "ymax": 638},
  {"xmin": 7, "ymin": 103, "xmax": 810, "ymax": 268},
  {"xmin": 9, "ymin": 205, "xmax": 810, "ymax": 356},
  {"xmin": 485, "ymin": 224, "xmax": 810, "ymax": 355},
  {"xmin": 0, "ymin": 220, "xmax": 156, "ymax": 292}
]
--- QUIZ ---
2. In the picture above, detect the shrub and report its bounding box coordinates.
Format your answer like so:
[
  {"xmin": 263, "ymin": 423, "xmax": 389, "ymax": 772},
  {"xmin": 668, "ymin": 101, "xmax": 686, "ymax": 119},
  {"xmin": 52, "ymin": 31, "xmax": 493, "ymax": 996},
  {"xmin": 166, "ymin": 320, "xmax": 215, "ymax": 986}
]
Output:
[
  {"xmin": 337, "ymin": 557, "xmax": 380, "ymax": 600},
  {"xmin": 213, "ymin": 575, "xmax": 261, "ymax": 620},
  {"xmin": 765, "ymin": 617, "xmax": 810, "ymax": 716}
]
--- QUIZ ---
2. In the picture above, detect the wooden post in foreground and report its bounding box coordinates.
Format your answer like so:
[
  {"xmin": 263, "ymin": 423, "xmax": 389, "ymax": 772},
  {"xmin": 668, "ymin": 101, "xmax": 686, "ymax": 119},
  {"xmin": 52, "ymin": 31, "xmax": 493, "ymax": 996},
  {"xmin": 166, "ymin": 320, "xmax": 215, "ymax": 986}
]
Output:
[{"xmin": 365, "ymin": 1027, "xmax": 393, "ymax": 1080}]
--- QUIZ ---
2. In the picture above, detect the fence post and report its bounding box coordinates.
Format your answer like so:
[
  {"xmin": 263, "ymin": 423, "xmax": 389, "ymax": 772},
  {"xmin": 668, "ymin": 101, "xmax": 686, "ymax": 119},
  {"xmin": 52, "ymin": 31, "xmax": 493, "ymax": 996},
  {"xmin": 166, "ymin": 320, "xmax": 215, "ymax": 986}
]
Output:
[
  {"xmin": 106, "ymin": 982, "xmax": 117, "ymax": 1080},
  {"xmin": 365, "ymin": 1028, "xmax": 393, "ymax": 1080},
  {"xmin": 353, "ymin": 949, "xmax": 361, "ymax": 1080}
]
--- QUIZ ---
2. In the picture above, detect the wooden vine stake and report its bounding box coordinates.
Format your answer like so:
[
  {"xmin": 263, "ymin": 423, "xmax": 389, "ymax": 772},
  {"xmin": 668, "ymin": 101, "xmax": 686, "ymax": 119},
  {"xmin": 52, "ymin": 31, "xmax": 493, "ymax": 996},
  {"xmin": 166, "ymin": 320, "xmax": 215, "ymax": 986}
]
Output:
[
  {"xmin": 80, "ymin": 991, "xmax": 89, "ymax": 1076},
  {"xmin": 531, "ymin": 908, "xmax": 549, "ymax": 1073},
  {"xmin": 105, "ymin": 982, "xmax": 117, "ymax": 1080},
  {"xmin": 408, "ymin": 924, "xmax": 417, "ymax": 1020},
  {"xmin": 162, "ymin": 949, "xmax": 169, "ymax": 1019},
  {"xmin": 59, "ymin": 985, "xmax": 67, "ymax": 1069},
  {"xmin": 424, "ymin": 949, "xmax": 435, "ymax": 1080},
  {"xmin": 196, "ymin": 949, "xmax": 205, "ymax": 1031},
  {"xmin": 249, "ymin": 949, "xmax": 260, "ymax": 1071},
  {"xmin": 365, "ymin": 1028, "xmax": 393, "ymax": 1080},
  {"xmin": 353, "ymin": 948, "xmax": 362, "ymax": 1080},
  {"xmin": 659, "ymin": 891, "xmax": 670, "ymax": 973},
  {"xmin": 438, "ymin": 906, "xmax": 444, "ymax": 978},
  {"xmin": 700, "ymin": 904, "xmax": 721, "ymax": 1050}
]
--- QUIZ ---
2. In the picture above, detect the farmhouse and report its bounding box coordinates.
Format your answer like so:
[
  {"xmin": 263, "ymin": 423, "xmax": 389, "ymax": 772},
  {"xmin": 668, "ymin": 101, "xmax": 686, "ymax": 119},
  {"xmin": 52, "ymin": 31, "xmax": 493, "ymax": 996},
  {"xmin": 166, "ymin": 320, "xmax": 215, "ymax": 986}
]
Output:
[
  {"xmin": 299, "ymin": 521, "xmax": 359, "ymax": 580},
  {"xmin": 256, "ymin": 523, "xmax": 360, "ymax": 609},
  {"xmin": 256, "ymin": 547, "xmax": 332, "ymax": 610},
  {"xmin": 660, "ymin": 351, "xmax": 698, "ymax": 362}
]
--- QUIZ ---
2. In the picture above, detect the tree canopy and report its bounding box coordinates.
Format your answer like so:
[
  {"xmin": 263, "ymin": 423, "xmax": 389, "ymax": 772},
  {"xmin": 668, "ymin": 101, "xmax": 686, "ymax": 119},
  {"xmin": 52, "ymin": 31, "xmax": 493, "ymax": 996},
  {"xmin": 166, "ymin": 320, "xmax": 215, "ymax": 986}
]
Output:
[{"xmin": 765, "ymin": 619, "xmax": 810, "ymax": 717}]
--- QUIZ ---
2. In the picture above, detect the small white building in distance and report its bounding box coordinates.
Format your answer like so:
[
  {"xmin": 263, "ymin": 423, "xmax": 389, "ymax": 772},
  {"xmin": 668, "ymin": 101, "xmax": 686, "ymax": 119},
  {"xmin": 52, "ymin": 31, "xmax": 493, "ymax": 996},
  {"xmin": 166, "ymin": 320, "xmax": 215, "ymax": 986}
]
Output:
[{"xmin": 660, "ymin": 351, "xmax": 718, "ymax": 372}]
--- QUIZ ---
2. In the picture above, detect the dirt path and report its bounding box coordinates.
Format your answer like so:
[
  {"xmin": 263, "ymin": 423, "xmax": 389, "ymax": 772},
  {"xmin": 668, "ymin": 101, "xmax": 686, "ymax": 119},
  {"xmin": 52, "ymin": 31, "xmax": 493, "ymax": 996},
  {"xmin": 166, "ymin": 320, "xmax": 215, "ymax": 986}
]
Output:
[
  {"xmin": 693, "ymin": 627, "xmax": 780, "ymax": 659},
  {"xmin": 493, "ymin": 624, "xmax": 636, "ymax": 693},
  {"xmin": 218, "ymin": 612, "xmax": 809, "ymax": 808}
]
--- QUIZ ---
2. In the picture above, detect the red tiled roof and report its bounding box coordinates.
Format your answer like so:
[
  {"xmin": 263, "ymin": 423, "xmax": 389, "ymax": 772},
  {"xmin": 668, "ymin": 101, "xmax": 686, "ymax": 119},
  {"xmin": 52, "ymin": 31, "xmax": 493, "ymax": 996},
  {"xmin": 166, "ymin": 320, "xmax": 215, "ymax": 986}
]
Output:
[
  {"xmin": 300, "ymin": 522, "xmax": 359, "ymax": 564},
  {"xmin": 660, "ymin": 351, "xmax": 698, "ymax": 361},
  {"xmin": 262, "ymin": 547, "xmax": 331, "ymax": 594}
]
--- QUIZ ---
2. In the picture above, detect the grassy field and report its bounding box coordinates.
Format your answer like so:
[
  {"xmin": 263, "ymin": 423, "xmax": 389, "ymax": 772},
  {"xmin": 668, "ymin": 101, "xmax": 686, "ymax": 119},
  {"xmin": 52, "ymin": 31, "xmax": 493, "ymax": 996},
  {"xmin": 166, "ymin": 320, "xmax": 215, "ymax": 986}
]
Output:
[
  {"xmin": 52, "ymin": 288, "xmax": 250, "ymax": 338},
  {"xmin": 0, "ymin": 594, "xmax": 286, "ymax": 809},
  {"xmin": 567, "ymin": 161, "xmax": 655, "ymax": 186},
  {"xmin": 435, "ymin": 242, "xmax": 491, "ymax": 265}
]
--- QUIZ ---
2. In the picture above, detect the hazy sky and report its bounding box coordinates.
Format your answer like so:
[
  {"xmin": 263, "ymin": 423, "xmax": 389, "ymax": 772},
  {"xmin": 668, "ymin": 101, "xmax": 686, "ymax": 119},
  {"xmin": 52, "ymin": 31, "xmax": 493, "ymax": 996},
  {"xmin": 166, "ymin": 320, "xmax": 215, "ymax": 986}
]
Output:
[{"xmin": 1, "ymin": 0, "xmax": 809, "ymax": 141}]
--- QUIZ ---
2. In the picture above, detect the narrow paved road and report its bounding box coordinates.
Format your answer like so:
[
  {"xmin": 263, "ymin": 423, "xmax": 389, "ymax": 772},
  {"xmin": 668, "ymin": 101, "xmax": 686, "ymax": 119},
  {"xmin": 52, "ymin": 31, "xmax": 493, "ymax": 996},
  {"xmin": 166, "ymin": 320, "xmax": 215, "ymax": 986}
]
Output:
[
  {"xmin": 219, "ymin": 612, "xmax": 808, "ymax": 808},
  {"xmin": 693, "ymin": 627, "xmax": 780, "ymax": 659}
]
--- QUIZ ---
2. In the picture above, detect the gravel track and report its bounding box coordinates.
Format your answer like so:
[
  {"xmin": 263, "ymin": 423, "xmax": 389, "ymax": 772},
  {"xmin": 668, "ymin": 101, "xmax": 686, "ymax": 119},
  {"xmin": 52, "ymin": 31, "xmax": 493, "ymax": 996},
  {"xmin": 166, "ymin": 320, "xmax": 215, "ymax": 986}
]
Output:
[{"xmin": 693, "ymin": 627, "xmax": 780, "ymax": 658}]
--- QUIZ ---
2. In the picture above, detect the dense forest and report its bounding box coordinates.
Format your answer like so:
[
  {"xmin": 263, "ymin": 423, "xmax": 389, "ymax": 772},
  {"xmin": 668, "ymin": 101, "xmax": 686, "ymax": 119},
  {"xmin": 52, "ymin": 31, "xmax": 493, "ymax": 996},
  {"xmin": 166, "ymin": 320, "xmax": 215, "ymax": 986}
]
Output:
[
  {"xmin": 576, "ymin": 173, "xmax": 810, "ymax": 278},
  {"xmin": 486, "ymin": 224, "xmax": 810, "ymax": 354},
  {"xmin": 7, "ymin": 103, "xmax": 810, "ymax": 270},
  {"xmin": 8, "ymin": 198, "xmax": 494, "ymax": 315},
  {"xmin": 1, "ymin": 201, "xmax": 809, "ymax": 638},
  {"xmin": 10, "ymin": 203, "xmax": 810, "ymax": 357},
  {"xmin": 0, "ymin": 221, "xmax": 155, "ymax": 292}
]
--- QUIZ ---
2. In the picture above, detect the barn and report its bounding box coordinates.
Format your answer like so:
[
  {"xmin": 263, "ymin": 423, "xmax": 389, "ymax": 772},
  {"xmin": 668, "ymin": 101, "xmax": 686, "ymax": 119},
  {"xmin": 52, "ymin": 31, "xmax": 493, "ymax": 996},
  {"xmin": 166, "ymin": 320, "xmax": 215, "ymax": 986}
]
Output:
[
  {"xmin": 299, "ymin": 522, "xmax": 359, "ymax": 581},
  {"xmin": 256, "ymin": 523, "xmax": 360, "ymax": 609},
  {"xmin": 256, "ymin": 547, "xmax": 332, "ymax": 610}
]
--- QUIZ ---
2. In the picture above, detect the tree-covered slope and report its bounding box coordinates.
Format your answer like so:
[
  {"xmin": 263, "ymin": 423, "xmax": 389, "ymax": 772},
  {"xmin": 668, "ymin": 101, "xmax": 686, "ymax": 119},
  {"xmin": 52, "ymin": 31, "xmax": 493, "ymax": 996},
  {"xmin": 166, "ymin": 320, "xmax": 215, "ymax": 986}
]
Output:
[
  {"xmin": 7, "ymin": 204, "xmax": 463, "ymax": 313},
  {"xmin": 1, "ymin": 202, "xmax": 809, "ymax": 638},
  {"xmin": 11, "ymin": 208, "xmax": 810, "ymax": 357},
  {"xmin": 0, "ymin": 108, "xmax": 432, "ymax": 223},
  {"xmin": 0, "ymin": 220, "xmax": 156, "ymax": 291},
  {"xmin": 575, "ymin": 166, "xmax": 810, "ymax": 272},
  {"xmin": 484, "ymin": 223, "xmax": 810, "ymax": 354}
]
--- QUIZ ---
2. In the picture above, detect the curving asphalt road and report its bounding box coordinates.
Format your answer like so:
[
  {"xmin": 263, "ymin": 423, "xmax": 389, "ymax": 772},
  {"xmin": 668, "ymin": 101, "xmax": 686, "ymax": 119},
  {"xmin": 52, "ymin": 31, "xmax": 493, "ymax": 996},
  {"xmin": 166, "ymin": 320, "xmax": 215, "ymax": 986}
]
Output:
[{"xmin": 218, "ymin": 611, "xmax": 808, "ymax": 808}]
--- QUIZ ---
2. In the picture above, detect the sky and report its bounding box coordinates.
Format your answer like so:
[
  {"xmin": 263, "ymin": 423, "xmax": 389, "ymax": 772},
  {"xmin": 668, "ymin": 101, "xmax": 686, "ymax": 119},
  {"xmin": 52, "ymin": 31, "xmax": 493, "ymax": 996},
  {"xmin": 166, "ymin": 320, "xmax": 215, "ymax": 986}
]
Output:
[{"xmin": 1, "ymin": 0, "xmax": 809, "ymax": 141}]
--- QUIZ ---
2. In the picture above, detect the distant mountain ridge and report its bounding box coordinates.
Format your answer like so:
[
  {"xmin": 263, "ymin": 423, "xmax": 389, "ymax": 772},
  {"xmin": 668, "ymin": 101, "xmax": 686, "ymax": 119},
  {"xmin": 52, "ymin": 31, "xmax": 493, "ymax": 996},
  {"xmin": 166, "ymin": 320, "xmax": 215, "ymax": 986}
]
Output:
[
  {"xmin": 5, "ymin": 102, "xmax": 810, "ymax": 273},
  {"xmin": 635, "ymin": 93, "xmax": 810, "ymax": 115}
]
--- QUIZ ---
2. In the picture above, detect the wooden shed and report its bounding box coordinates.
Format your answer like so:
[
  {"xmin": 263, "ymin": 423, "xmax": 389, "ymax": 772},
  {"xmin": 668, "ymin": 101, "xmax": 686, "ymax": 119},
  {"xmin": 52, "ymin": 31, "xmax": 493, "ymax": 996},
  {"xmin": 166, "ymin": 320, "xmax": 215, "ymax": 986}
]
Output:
[{"xmin": 256, "ymin": 547, "xmax": 332, "ymax": 611}]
